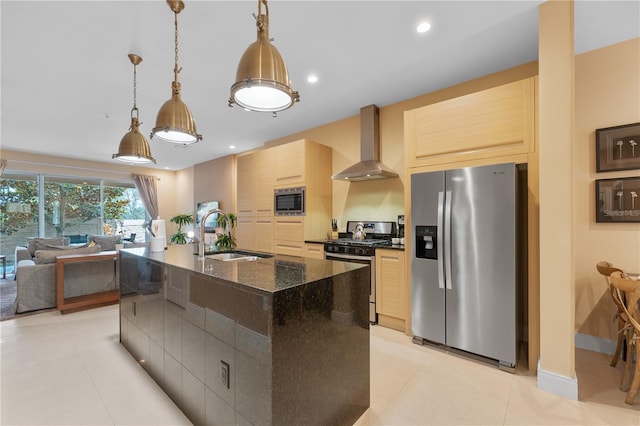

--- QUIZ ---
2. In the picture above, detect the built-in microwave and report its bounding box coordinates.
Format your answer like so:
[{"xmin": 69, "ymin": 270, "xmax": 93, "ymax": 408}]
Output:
[{"xmin": 274, "ymin": 187, "xmax": 305, "ymax": 216}]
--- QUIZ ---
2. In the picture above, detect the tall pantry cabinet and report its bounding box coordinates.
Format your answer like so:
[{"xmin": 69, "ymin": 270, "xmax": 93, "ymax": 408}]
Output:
[{"xmin": 236, "ymin": 139, "xmax": 332, "ymax": 255}]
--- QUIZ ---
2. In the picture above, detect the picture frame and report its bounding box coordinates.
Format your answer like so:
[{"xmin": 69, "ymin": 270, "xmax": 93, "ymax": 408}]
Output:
[
  {"xmin": 596, "ymin": 176, "xmax": 640, "ymax": 223},
  {"xmin": 596, "ymin": 122, "xmax": 640, "ymax": 172}
]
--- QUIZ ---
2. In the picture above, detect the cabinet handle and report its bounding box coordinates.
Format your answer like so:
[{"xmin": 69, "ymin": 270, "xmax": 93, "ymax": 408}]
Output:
[
  {"xmin": 277, "ymin": 174, "xmax": 302, "ymax": 180},
  {"xmin": 276, "ymin": 243, "xmax": 301, "ymax": 249}
]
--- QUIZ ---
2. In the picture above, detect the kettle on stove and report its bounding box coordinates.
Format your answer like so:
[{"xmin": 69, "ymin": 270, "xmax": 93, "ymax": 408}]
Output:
[{"xmin": 352, "ymin": 223, "xmax": 366, "ymax": 241}]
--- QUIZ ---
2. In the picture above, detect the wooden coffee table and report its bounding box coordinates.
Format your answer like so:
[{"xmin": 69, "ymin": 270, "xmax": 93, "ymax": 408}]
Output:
[{"xmin": 55, "ymin": 251, "xmax": 119, "ymax": 314}]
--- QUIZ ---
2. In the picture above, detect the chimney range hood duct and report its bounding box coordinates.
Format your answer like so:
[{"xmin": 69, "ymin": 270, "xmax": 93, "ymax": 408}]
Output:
[{"xmin": 332, "ymin": 104, "xmax": 399, "ymax": 181}]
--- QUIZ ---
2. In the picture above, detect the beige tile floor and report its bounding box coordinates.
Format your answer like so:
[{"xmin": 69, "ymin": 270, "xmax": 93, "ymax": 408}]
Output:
[{"xmin": 1, "ymin": 305, "xmax": 638, "ymax": 425}]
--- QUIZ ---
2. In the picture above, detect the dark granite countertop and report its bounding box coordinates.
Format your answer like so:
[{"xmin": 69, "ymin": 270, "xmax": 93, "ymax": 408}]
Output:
[
  {"xmin": 121, "ymin": 244, "xmax": 366, "ymax": 293},
  {"xmin": 304, "ymin": 239, "xmax": 330, "ymax": 244}
]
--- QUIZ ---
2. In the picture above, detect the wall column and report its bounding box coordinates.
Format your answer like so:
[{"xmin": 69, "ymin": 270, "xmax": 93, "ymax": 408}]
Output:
[{"xmin": 537, "ymin": 0, "xmax": 577, "ymax": 399}]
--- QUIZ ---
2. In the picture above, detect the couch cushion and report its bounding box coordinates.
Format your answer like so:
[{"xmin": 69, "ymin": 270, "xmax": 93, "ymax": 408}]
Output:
[
  {"xmin": 34, "ymin": 245, "xmax": 101, "ymax": 264},
  {"xmin": 46, "ymin": 242, "xmax": 91, "ymax": 250},
  {"xmin": 27, "ymin": 237, "xmax": 70, "ymax": 257},
  {"xmin": 89, "ymin": 235, "xmax": 122, "ymax": 251}
]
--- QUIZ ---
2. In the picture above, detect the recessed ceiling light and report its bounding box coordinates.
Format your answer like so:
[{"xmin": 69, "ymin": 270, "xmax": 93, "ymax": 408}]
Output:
[
  {"xmin": 229, "ymin": 145, "xmax": 236, "ymax": 150},
  {"xmin": 417, "ymin": 22, "xmax": 431, "ymax": 33},
  {"xmin": 307, "ymin": 75, "xmax": 318, "ymax": 84}
]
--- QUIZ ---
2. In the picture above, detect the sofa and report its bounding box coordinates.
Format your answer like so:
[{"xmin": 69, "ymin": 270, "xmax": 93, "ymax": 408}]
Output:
[{"xmin": 13, "ymin": 236, "xmax": 123, "ymax": 314}]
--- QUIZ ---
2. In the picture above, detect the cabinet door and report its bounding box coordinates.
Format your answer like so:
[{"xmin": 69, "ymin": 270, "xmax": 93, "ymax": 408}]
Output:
[
  {"xmin": 406, "ymin": 78, "xmax": 535, "ymax": 167},
  {"xmin": 235, "ymin": 216, "xmax": 255, "ymax": 251},
  {"xmin": 275, "ymin": 140, "xmax": 305, "ymax": 186},
  {"xmin": 255, "ymin": 218, "xmax": 274, "ymax": 253},
  {"xmin": 255, "ymin": 148, "xmax": 275, "ymax": 216},
  {"xmin": 375, "ymin": 249, "xmax": 405, "ymax": 321},
  {"xmin": 273, "ymin": 240, "xmax": 304, "ymax": 256},
  {"xmin": 303, "ymin": 243, "xmax": 325, "ymax": 259},
  {"xmin": 274, "ymin": 217, "xmax": 304, "ymax": 242},
  {"xmin": 237, "ymin": 153, "xmax": 256, "ymax": 217}
]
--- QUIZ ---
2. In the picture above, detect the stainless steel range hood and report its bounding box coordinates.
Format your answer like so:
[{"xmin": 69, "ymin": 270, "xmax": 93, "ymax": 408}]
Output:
[{"xmin": 332, "ymin": 104, "xmax": 399, "ymax": 181}]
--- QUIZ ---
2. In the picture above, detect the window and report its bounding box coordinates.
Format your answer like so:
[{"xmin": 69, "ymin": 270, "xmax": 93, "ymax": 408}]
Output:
[
  {"xmin": 44, "ymin": 176, "xmax": 101, "ymax": 239},
  {"xmin": 103, "ymin": 181, "xmax": 147, "ymax": 242},
  {"xmin": 0, "ymin": 173, "xmax": 39, "ymax": 275},
  {"xmin": 0, "ymin": 173, "xmax": 146, "ymax": 275}
]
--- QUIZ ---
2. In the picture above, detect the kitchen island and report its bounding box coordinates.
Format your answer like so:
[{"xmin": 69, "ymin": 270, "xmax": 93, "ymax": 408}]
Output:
[{"xmin": 119, "ymin": 244, "xmax": 370, "ymax": 426}]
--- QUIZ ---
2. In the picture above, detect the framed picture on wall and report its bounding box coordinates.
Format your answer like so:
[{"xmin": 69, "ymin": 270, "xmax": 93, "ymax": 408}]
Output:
[
  {"xmin": 596, "ymin": 122, "xmax": 640, "ymax": 172},
  {"xmin": 596, "ymin": 176, "xmax": 640, "ymax": 223}
]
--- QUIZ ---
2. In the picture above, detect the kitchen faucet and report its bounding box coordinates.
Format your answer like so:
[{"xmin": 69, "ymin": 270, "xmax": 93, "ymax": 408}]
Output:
[{"xmin": 198, "ymin": 208, "xmax": 229, "ymax": 260}]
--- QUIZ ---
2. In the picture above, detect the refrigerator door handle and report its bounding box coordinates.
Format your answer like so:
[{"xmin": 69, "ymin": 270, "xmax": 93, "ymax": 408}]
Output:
[
  {"xmin": 437, "ymin": 191, "xmax": 445, "ymax": 289},
  {"xmin": 444, "ymin": 190, "xmax": 452, "ymax": 290}
]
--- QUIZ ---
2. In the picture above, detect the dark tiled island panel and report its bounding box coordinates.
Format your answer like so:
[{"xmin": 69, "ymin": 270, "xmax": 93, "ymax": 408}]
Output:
[{"xmin": 119, "ymin": 247, "xmax": 370, "ymax": 426}]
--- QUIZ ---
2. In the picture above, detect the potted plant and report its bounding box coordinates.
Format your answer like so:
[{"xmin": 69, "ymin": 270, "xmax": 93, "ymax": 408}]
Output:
[
  {"xmin": 169, "ymin": 213, "xmax": 194, "ymax": 244},
  {"xmin": 215, "ymin": 213, "xmax": 237, "ymax": 250}
]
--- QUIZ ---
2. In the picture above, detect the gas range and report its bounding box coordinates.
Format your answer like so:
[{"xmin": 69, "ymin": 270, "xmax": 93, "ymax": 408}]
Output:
[
  {"xmin": 323, "ymin": 220, "xmax": 397, "ymax": 324},
  {"xmin": 329, "ymin": 238, "xmax": 393, "ymax": 247},
  {"xmin": 324, "ymin": 221, "xmax": 396, "ymax": 256},
  {"xmin": 324, "ymin": 237, "xmax": 393, "ymax": 256}
]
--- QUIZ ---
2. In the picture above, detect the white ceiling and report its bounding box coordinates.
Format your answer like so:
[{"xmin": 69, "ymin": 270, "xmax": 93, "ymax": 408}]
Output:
[{"xmin": 1, "ymin": 1, "xmax": 638, "ymax": 171}]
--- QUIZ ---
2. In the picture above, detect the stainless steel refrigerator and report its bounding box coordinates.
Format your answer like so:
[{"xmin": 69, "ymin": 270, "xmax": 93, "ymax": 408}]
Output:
[{"xmin": 411, "ymin": 162, "xmax": 517, "ymax": 368}]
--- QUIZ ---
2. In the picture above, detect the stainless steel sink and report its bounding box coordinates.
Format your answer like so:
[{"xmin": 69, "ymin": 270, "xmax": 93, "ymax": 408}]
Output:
[{"xmin": 205, "ymin": 251, "xmax": 270, "ymax": 262}]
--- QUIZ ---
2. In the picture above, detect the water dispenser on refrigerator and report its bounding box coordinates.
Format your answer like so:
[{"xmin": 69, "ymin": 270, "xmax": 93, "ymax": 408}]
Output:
[{"xmin": 415, "ymin": 225, "xmax": 438, "ymax": 260}]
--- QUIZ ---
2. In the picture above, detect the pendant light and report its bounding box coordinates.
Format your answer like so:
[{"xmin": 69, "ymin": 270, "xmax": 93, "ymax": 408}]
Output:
[
  {"xmin": 151, "ymin": 0, "xmax": 202, "ymax": 144},
  {"xmin": 113, "ymin": 54, "xmax": 156, "ymax": 164},
  {"xmin": 229, "ymin": 0, "xmax": 300, "ymax": 113}
]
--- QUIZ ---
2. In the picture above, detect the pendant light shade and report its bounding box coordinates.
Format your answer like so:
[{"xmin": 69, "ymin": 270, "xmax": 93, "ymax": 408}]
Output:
[
  {"xmin": 229, "ymin": 0, "xmax": 299, "ymax": 113},
  {"xmin": 151, "ymin": 0, "xmax": 202, "ymax": 144},
  {"xmin": 113, "ymin": 54, "xmax": 156, "ymax": 164}
]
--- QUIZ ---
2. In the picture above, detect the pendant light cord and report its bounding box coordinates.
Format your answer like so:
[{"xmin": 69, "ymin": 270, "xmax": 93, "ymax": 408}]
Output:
[
  {"xmin": 131, "ymin": 62, "xmax": 139, "ymax": 120},
  {"xmin": 257, "ymin": 0, "xmax": 267, "ymax": 32},
  {"xmin": 173, "ymin": 10, "xmax": 181, "ymax": 86}
]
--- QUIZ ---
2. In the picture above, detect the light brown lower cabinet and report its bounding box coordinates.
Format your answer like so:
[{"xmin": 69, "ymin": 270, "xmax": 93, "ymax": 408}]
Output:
[
  {"xmin": 303, "ymin": 243, "xmax": 325, "ymax": 259},
  {"xmin": 235, "ymin": 217, "xmax": 255, "ymax": 250},
  {"xmin": 255, "ymin": 218, "xmax": 274, "ymax": 253},
  {"xmin": 274, "ymin": 240, "xmax": 304, "ymax": 256},
  {"xmin": 375, "ymin": 248, "xmax": 406, "ymax": 331}
]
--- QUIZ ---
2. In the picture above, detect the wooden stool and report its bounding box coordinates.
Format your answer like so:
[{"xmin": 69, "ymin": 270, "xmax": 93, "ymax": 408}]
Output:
[
  {"xmin": 610, "ymin": 271, "xmax": 640, "ymax": 405},
  {"xmin": 596, "ymin": 261, "xmax": 627, "ymax": 366}
]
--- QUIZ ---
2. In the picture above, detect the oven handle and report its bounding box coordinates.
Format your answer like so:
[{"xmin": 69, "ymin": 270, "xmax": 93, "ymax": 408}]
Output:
[{"xmin": 324, "ymin": 252, "xmax": 374, "ymax": 261}]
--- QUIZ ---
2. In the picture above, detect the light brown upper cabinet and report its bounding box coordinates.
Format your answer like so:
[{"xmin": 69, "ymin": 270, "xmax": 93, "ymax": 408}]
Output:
[
  {"xmin": 405, "ymin": 78, "xmax": 535, "ymax": 168},
  {"xmin": 255, "ymin": 148, "xmax": 275, "ymax": 216},
  {"xmin": 274, "ymin": 140, "xmax": 306, "ymax": 186},
  {"xmin": 236, "ymin": 153, "xmax": 256, "ymax": 217}
]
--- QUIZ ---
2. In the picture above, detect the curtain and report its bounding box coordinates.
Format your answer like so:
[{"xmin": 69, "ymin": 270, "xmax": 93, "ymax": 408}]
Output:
[
  {"xmin": 132, "ymin": 174, "xmax": 159, "ymax": 220},
  {"xmin": 0, "ymin": 159, "xmax": 6, "ymax": 176}
]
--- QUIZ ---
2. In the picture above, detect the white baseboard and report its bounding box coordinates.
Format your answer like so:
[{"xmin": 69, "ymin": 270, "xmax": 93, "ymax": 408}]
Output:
[
  {"xmin": 534, "ymin": 334, "xmax": 613, "ymax": 400},
  {"xmin": 537, "ymin": 359, "xmax": 578, "ymax": 400},
  {"xmin": 574, "ymin": 333, "xmax": 615, "ymax": 355}
]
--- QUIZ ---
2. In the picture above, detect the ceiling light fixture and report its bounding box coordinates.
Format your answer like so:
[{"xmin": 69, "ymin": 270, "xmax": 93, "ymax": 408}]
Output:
[
  {"xmin": 228, "ymin": 0, "xmax": 300, "ymax": 113},
  {"xmin": 151, "ymin": 0, "xmax": 202, "ymax": 145},
  {"xmin": 417, "ymin": 22, "xmax": 431, "ymax": 33},
  {"xmin": 112, "ymin": 54, "xmax": 156, "ymax": 164}
]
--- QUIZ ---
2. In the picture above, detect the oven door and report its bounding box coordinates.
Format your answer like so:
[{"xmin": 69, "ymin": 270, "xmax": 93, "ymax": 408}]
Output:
[
  {"xmin": 324, "ymin": 251, "xmax": 376, "ymax": 324},
  {"xmin": 274, "ymin": 188, "xmax": 305, "ymax": 215}
]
